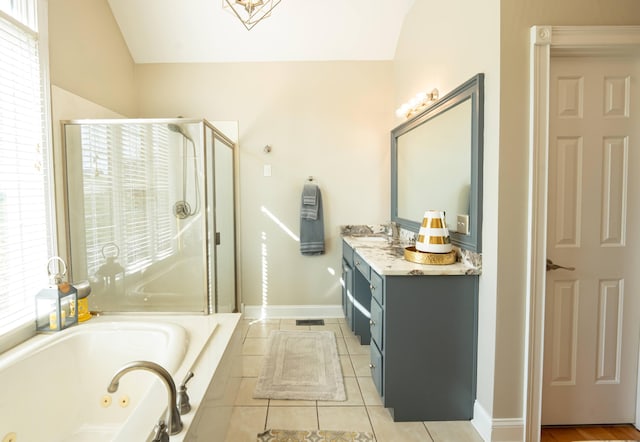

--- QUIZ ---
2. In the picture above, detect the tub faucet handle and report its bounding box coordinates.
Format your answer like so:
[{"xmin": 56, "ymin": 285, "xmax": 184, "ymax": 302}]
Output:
[
  {"xmin": 177, "ymin": 371, "xmax": 194, "ymax": 415},
  {"xmin": 151, "ymin": 420, "xmax": 169, "ymax": 442}
]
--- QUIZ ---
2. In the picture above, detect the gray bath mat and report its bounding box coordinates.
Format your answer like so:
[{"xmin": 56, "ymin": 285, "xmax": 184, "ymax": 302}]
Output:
[{"xmin": 253, "ymin": 330, "xmax": 345, "ymax": 401}]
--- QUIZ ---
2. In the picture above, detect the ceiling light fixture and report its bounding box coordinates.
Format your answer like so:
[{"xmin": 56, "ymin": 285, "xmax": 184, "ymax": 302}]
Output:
[{"xmin": 223, "ymin": 0, "xmax": 281, "ymax": 30}]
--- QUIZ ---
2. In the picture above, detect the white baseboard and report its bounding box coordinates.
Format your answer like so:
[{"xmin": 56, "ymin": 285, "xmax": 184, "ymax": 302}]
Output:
[
  {"xmin": 472, "ymin": 401, "xmax": 493, "ymax": 441},
  {"xmin": 242, "ymin": 304, "xmax": 344, "ymax": 319},
  {"xmin": 471, "ymin": 401, "xmax": 492, "ymax": 442},
  {"xmin": 492, "ymin": 418, "xmax": 525, "ymax": 442},
  {"xmin": 472, "ymin": 401, "xmax": 524, "ymax": 442}
]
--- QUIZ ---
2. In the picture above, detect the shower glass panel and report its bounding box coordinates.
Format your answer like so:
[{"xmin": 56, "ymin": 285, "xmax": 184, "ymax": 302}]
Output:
[{"xmin": 62, "ymin": 118, "xmax": 236, "ymax": 314}]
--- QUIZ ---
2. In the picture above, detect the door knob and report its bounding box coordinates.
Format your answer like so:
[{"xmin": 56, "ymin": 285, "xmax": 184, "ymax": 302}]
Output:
[{"xmin": 546, "ymin": 259, "xmax": 575, "ymax": 272}]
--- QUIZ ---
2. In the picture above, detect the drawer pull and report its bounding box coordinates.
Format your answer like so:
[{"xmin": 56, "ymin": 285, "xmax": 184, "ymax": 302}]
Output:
[
  {"xmin": 369, "ymin": 363, "xmax": 375, "ymax": 369},
  {"xmin": 369, "ymin": 319, "xmax": 375, "ymax": 326},
  {"xmin": 370, "ymin": 284, "xmax": 376, "ymax": 291}
]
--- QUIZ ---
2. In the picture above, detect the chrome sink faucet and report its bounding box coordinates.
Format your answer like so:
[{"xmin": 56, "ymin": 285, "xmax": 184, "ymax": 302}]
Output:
[{"xmin": 107, "ymin": 361, "xmax": 183, "ymax": 436}]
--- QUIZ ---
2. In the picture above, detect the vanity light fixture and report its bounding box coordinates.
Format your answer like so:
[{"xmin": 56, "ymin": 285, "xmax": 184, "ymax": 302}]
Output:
[
  {"xmin": 395, "ymin": 88, "xmax": 439, "ymax": 119},
  {"xmin": 223, "ymin": 0, "xmax": 281, "ymax": 30}
]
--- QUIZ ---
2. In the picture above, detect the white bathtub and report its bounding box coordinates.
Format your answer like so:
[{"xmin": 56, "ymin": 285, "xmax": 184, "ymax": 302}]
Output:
[{"xmin": 0, "ymin": 314, "xmax": 242, "ymax": 442}]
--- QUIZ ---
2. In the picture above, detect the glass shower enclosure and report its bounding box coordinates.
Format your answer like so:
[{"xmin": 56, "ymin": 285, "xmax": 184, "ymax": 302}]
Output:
[{"xmin": 61, "ymin": 118, "xmax": 236, "ymax": 314}]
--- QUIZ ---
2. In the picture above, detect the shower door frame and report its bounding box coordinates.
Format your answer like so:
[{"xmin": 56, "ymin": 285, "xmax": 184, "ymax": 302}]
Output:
[
  {"xmin": 59, "ymin": 117, "xmax": 238, "ymax": 314},
  {"xmin": 202, "ymin": 119, "xmax": 238, "ymax": 314}
]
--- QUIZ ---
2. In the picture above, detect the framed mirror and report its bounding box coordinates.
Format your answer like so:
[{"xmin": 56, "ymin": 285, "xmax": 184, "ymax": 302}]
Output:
[{"xmin": 391, "ymin": 73, "xmax": 484, "ymax": 252}]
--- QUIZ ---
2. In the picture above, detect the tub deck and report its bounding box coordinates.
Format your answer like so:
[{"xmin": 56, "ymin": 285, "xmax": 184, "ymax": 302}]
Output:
[{"xmin": 0, "ymin": 313, "xmax": 242, "ymax": 442}]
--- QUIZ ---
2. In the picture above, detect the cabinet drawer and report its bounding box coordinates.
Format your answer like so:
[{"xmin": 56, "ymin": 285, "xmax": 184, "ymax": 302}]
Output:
[
  {"xmin": 370, "ymin": 271, "xmax": 384, "ymax": 305},
  {"xmin": 370, "ymin": 342, "xmax": 383, "ymax": 396},
  {"xmin": 353, "ymin": 252, "xmax": 370, "ymax": 281},
  {"xmin": 342, "ymin": 241, "xmax": 354, "ymax": 267},
  {"xmin": 370, "ymin": 298, "xmax": 383, "ymax": 350}
]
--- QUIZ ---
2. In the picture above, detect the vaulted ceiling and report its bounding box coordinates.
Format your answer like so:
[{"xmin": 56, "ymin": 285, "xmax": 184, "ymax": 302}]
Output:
[{"xmin": 107, "ymin": 0, "xmax": 415, "ymax": 63}]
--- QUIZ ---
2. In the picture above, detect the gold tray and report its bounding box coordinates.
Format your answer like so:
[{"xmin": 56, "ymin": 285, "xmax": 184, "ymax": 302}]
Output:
[{"xmin": 403, "ymin": 246, "xmax": 456, "ymax": 265}]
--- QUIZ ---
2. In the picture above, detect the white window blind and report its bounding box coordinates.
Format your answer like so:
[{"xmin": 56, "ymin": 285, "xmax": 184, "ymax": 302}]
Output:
[
  {"xmin": 149, "ymin": 125, "xmax": 173, "ymax": 258},
  {"xmin": 120, "ymin": 124, "xmax": 153, "ymax": 271},
  {"xmin": 80, "ymin": 124, "xmax": 115, "ymax": 276},
  {"xmin": 81, "ymin": 124, "xmax": 175, "ymax": 280},
  {"xmin": 0, "ymin": 2, "xmax": 53, "ymax": 346}
]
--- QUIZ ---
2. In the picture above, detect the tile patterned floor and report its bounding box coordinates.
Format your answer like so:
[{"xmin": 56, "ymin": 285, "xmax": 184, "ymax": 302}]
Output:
[{"xmin": 225, "ymin": 317, "xmax": 484, "ymax": 442}]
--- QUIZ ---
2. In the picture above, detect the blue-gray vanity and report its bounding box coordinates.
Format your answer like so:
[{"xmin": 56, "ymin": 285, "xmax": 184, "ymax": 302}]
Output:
[
  {"xmin": 341, "ymin": 231, "xmax": 480, "ymax": 422},
  {"xmin": 343, "ymin": 73, "xmax": 485, "ymax": 422}
]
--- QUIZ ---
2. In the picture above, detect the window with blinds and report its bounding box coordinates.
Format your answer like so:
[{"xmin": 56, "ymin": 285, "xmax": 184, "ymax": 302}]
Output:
[
  {"xmin": 0, "ymin": 1, "xmax": 54, "ymax": 350},
  {"xmin": 80, "ymin": 124, "xmax": 175, "ymax": 281}
]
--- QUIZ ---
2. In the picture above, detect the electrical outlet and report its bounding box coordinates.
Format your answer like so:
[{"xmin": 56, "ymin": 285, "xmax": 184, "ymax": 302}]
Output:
[{"xmin": 457, "ymin": 215, "xmax": 470, "ymax": 235}]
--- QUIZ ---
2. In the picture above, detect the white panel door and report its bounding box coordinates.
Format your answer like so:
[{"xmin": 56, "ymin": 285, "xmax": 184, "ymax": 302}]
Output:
[{"xmin": 542, "ymin": 55, "xmax": 640, "ymax": 425}]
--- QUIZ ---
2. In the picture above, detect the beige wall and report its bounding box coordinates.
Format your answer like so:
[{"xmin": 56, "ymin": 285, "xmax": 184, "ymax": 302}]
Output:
[
  {"xmin": 135, "ymin": 61, "xmax": 394, "ymax": 308},
  {"xmin": 497, "ymin": 0, "xmax": 640, "ymax": 421},
  {"xmin": 48, "ymin": 0, "xmax": 136, "ymax": 116},
  {"xmin": 393, "ymin": 0, "xmax": 502, "ymax": 421},
  {"xmin": 46, "ymin": 0, "xmax": 394, "ymax": 310}
]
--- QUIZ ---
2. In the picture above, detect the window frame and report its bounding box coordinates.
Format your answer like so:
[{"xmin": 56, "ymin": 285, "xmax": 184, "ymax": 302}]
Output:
[{"xmin": 0, "ymin": 0, "xmax": 56, "ymax": 353}]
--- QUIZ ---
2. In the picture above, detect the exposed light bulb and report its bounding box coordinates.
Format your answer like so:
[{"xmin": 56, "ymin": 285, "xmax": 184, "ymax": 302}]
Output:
[{"xmin": 395, "ymin": 88, "xmax": 439, "ymax": 119}]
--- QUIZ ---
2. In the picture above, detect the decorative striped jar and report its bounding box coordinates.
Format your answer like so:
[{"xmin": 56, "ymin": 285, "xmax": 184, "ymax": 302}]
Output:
[{"xmin": 416, "ymin": 210, "xmax": 452, "ymax": 254}]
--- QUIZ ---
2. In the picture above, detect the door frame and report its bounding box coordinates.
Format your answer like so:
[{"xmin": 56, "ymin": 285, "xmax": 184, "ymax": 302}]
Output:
[{"xmin": 525, "ymin": 25, "xmax": 640, "ymax": 442}]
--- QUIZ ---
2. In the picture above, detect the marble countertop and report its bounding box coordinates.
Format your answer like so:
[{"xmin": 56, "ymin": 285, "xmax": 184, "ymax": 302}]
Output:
[{"xmin": 342, "ymin": 233, "xmax": 481, "ymax": 276}]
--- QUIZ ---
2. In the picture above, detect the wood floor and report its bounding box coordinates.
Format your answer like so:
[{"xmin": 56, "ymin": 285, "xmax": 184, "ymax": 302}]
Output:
[{"xmin": 541, "ymin": 424, "xmax": 640, "ymax": 441}]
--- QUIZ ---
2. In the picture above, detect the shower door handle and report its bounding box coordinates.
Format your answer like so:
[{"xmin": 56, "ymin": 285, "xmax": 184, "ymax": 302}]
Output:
[{"xmin": 215, "ymin": 232, "xmax": 221, "ymax": 245}]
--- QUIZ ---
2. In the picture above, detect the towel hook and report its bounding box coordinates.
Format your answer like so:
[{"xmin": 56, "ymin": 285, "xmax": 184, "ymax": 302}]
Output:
[{"xmin": 306, "ymin": 176, "xmax": 320, "ymax": 187}]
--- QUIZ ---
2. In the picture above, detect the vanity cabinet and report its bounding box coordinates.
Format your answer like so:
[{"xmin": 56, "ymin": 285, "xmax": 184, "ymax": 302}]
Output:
[
  {"xmin": 341, "ymin": 238, "xmax": 479, "ymax": 422},
  {"xmin": 341, "ymin": 242, "xmax": 354, "ymax": 329},
  {"xmin": 343, "ymin": 242, "xmax": 375, "ymax": 345},
  {"xmin": 371, "ymin": 273, "xmax": 478, "ymax": 421},
  {"xmin": 352, "ymin": 251, "xmax": 372, "ymax": 345}
]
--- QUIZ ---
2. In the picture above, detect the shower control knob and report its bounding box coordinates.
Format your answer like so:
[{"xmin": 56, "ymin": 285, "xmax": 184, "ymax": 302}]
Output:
[{"xmin": 173, "ymin": 201, "xmax": 192, "ymax": 219}]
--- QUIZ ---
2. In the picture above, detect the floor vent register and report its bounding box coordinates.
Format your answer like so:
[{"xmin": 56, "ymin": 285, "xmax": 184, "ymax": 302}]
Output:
[{"xmin": 295, "ymin": 319, "xmax": 325, "ymax": 326}]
